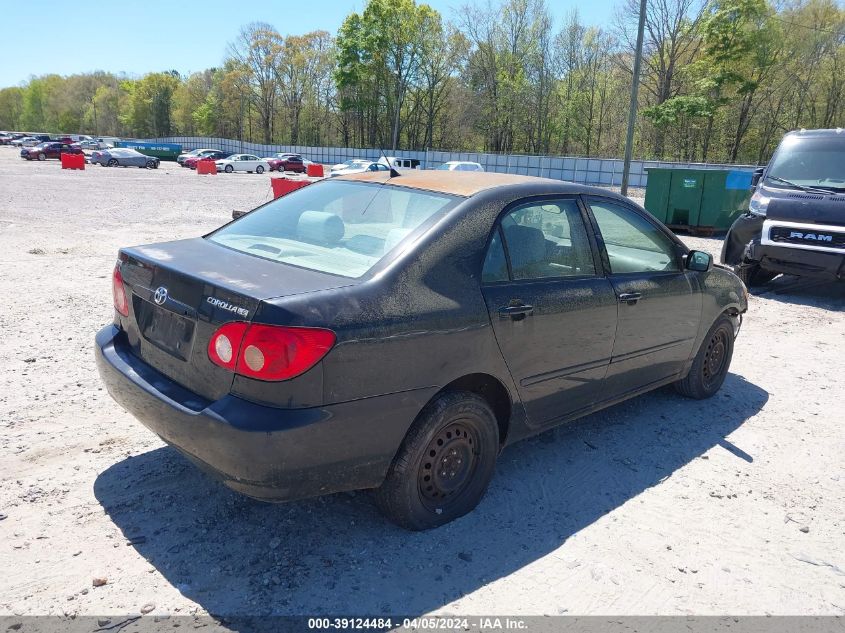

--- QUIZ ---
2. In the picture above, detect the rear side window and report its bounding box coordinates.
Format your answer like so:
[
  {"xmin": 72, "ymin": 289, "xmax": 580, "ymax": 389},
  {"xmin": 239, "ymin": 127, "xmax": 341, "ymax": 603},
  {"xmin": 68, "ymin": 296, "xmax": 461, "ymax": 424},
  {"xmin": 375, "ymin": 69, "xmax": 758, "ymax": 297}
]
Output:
[
  {"xmin": 586, "ymin": 198, "xmax": 680, "ymax": 273},
  {"xmin": 209, "ymin": 181, "xmax": 458, "ymax": 278},
  {"xmin": 482, "ymin": 199, "xmax": 596, "ymax": 281}
]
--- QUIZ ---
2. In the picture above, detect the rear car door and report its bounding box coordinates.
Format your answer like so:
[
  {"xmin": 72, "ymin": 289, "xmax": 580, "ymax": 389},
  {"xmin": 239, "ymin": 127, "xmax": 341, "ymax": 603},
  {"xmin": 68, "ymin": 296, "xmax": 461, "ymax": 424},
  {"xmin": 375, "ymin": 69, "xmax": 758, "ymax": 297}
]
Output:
[
  {"xmin": 583, "ymin": 196, "xmax": 701, "ymax": 400},
  {"xmin": 481, "ymin": 197, "xmax": 618, "ymax": 428}
]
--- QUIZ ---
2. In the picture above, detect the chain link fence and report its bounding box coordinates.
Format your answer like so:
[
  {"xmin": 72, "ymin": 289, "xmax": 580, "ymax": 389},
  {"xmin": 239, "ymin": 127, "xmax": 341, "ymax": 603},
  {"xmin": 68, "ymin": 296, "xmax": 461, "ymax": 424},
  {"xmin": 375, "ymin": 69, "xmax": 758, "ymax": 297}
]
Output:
[{"xmin": 140, "ymin": 136, "xmax": 757, "ymax": 188}]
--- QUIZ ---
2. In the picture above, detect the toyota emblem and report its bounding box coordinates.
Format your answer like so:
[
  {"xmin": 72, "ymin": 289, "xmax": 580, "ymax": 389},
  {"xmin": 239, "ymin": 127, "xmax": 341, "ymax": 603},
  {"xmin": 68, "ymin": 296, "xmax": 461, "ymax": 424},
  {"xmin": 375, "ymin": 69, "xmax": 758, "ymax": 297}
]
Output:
[{"xmin": 153, "ymin": 286, "xmax": 168, "ymax": 305}]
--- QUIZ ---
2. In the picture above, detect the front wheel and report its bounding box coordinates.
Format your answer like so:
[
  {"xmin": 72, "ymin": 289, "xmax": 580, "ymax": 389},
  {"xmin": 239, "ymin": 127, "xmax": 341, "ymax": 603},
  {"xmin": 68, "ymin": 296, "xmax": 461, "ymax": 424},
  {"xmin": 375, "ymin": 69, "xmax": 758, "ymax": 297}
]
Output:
[
  {"xmin": 256, "ymin": 165, "xmax": 265, "ymax": 174},
  {"xmin": 37, "ymin": 153, "xmax": 46, "ymax": 161},
  {"xmin": 145, "ymin": 160, "xmax": 156, "ymax": 169},
  {"xmin": 107, "ymin": 159, "xmax": 118, "ymax": 167},
  {"xmin": 375, "ymin": 391, "xmax": 499, "ymax": 530},
  {"xmin": 224, "ymin": 164, "xmax": 233, "ymax": 173},
  {"xmin": 735, "ymin": 262, "xmax": 777, "ymax": 287},
  {"xmin": 674, "ymin": 314, "xmax": 735, "ymax": 399}
]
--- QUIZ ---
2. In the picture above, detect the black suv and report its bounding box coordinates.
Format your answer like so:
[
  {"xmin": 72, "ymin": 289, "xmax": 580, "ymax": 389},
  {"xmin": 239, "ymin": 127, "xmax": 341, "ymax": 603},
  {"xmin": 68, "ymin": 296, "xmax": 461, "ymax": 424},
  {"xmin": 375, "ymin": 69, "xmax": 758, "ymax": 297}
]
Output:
[{"xmin": 722, "ymin": 129, "xmax": 845, "ymax": 285}]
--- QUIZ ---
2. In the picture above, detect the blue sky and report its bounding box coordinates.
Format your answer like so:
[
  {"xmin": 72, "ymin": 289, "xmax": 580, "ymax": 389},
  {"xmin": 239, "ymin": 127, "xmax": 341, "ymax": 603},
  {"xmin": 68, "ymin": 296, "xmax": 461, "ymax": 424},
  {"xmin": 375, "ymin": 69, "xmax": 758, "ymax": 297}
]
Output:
[{"xmin": 0, "ymin": 0, "xmax": 619, "ymax": 87}]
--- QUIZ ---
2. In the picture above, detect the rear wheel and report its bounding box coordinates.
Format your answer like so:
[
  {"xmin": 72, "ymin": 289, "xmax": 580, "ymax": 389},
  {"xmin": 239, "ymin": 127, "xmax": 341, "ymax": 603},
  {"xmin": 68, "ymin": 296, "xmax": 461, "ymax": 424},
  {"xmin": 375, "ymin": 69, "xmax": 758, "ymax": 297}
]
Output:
[
  {"xmin": 224, "ymin": 164, "xmax": 234, "ymax": 173},
  {"xmin": 375, "ymin": 391, "xmax": 499, "ymax": 530},
  {"xmin": 674, "ymin": 314, "xmax": 734, "ymax": 399},
  {"xmin": 256, "ymin": 165, "xmax": 265, "ymax": 174}
]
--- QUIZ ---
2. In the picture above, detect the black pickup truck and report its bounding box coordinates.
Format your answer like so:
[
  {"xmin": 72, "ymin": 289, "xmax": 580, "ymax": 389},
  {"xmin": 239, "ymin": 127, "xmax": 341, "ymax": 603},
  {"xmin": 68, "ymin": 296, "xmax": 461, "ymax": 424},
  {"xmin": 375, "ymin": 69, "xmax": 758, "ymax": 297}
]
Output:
[{"xmin": 722, "ymin": 129, "xmax": 845, "ymax": 285}]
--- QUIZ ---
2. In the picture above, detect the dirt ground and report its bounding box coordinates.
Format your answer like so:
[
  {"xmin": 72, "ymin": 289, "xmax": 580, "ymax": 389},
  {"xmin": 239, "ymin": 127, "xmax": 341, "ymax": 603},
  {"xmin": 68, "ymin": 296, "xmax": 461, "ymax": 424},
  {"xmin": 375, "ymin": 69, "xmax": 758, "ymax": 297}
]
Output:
[{"xmin": 0, "ymin": 149, "xmax": 843, "ymax": 619}]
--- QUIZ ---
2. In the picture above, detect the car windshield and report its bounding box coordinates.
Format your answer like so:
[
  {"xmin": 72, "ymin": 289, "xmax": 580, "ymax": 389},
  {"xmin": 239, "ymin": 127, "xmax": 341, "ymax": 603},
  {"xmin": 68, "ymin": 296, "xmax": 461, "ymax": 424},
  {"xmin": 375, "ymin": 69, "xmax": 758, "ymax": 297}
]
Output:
[
  {"xmin": 766, "ymin": 135, "xmax": 845, "ymax": 191},
  {"xmin": 208, "ymin": 181, "xmax": 459, "ymax": 278}
]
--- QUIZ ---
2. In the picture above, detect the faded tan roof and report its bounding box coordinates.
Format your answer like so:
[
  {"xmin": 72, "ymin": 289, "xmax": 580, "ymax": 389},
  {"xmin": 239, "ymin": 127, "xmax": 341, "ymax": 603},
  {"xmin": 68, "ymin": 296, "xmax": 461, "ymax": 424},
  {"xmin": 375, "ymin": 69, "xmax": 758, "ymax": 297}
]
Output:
[{"xmin": 335, "ymin": 170, "xmax": 560, "ymax": 197}]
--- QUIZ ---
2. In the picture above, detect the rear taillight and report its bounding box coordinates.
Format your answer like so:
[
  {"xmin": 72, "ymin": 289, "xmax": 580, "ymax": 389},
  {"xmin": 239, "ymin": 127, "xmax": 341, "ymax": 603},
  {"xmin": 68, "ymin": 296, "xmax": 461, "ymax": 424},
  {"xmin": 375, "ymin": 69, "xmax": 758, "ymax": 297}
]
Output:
[
  {"xmin": 207, "ymin": 323, "xmax": 335, "ymax": 382},
  {"xmin": 112, "ymin": 264, "xmax": 129, "ymax": 316}
]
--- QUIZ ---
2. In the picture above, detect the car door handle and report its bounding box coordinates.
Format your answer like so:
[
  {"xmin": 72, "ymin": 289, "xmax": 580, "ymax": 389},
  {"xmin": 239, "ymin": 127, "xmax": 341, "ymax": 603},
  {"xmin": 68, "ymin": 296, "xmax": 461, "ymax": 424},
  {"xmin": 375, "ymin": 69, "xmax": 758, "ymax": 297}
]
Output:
[
  {"xmin": 618, "ymin": 292, "xmax": 642, "ymax": 305},
  {"xmin": 498, "ymin": 304, "xmax": 534, "ymax": 319}
]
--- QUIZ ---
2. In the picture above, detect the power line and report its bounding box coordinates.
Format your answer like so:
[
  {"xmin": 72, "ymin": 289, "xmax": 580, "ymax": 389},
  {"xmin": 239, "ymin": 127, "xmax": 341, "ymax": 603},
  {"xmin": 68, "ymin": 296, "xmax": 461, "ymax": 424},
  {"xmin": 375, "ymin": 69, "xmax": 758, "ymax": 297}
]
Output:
[{"xmin": 768, "ymin": 15, "xmax": 845, "ymax": 38}]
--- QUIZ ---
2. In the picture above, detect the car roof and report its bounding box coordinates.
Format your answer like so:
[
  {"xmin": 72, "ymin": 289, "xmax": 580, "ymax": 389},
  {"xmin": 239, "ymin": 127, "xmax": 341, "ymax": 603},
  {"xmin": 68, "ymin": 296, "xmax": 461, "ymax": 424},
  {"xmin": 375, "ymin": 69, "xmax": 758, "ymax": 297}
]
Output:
[
  {"xmin": 784, "ymin": 128, "xmax": 845, "ymax": 138},
  {"xmin": 337, "ymin": 170, "xmax": 577, "ymax": 197}
]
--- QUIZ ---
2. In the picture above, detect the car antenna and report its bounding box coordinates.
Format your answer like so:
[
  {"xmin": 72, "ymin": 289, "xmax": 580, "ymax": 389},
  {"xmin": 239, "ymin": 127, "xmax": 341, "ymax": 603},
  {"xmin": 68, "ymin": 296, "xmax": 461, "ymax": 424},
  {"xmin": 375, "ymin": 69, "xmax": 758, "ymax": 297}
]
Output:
[{"xmin": 376, "ymin": 138, "xmax": 401, "ymax": 179}]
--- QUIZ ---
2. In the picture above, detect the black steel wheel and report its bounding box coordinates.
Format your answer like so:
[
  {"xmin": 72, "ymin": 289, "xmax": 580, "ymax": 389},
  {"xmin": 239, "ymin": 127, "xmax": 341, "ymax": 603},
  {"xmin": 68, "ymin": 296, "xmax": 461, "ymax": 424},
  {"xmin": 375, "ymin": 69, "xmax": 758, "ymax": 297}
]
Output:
[
  {"xmin": 417, "ymin": 422, "xmax": 480, "ymax": 510},
  {"xmin": 735, "ymin": 262, "xmax": 776, "ymax": 287},
  {"xmin": 375, "ymin": 390, "xmax": 499, "ymax": 530},
  {"xmin": 674, "ymin": 314, "xmax": 735, "ymax": 399}
]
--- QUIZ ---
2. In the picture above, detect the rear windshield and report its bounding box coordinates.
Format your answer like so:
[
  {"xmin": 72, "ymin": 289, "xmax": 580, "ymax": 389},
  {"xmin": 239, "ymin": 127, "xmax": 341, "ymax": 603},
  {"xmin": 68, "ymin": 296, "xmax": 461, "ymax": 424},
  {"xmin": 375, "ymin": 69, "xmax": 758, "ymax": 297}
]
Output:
[
  {"xmin": 766, "ymin": 135, "xmax": 845, "ymax": 190},
  {"xmin": 208, "ymin": 181, "xmax": 459, "ymax": 278}
]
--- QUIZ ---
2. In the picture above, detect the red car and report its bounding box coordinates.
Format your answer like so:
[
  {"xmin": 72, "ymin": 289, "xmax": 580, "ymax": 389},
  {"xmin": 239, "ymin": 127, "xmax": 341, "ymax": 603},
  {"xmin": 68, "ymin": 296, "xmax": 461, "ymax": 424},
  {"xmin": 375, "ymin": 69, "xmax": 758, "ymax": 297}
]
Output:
[
  {"xmin": 20, "ymin": 142, "xmax": 83, "ymax": 161},
  {"xmin": 183, "ymin": 151, "xmax": 232, "ymax": 169},
  {"xmin": 266, "ymin": 153, "xmax": 306, "ymax": 173}
]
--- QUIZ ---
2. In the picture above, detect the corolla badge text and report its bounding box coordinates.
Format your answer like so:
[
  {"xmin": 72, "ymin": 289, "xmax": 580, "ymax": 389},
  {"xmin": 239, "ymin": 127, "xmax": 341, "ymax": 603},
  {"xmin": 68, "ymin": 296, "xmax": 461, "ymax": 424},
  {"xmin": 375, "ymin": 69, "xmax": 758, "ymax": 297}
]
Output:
[{"xmin": 206, "ymin": 296, "xmax": 250, "ymax": 317}]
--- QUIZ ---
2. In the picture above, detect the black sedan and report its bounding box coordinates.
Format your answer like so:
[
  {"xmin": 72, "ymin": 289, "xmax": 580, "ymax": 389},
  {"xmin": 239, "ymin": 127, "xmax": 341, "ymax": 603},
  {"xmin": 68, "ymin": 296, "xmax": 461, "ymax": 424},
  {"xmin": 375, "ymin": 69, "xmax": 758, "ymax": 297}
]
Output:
[
  {"xmin": 96, "ymin": 171, "xmax": 748, "ymax": 530},
  {"xmin": 90, "ymin": 148, "xmax": 160, "ymax": 169}
]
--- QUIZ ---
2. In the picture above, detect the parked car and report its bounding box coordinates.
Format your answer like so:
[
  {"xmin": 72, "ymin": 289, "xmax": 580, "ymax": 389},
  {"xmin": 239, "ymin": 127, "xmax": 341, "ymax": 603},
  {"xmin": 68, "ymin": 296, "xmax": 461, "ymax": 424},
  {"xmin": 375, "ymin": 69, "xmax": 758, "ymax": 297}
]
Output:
[
  {"xmin": 266, "ymin": 153, "xmax": 306, "ymax": 173},
  {"xmin": 177, "ymin": 148, "xmax": 217, "ymax": 166},
  {"xmin": 722, "ymin": 129, "xmax": 845, "ymax": 285},
  {"xmin": 183, "ymin": 151, "xmax": 232, "ymax": 169},
  {"xmin": 20, "ymin": 142, "xmax": 83, "ymax": 161},
  {"xmin": 380, "ymin": 156, "xmax": 421, "ymax": 170},
  {"xmin": 1, "ymin": 133, "xmax": 25, "ymax": 145},
  {"xmin": 330, "ymin": 158, "xmax": 371, "ymax": 173},
  {"xmin": 437, "ymin": 161, "xmax": 484, "ymax": 172},
  {"xmin": 95, "ymin": 170, "xmax": 747, "ymax": 530},
  {"xmin": 329, "ymin": 160, "xmax": 391, "ymax": 177},
  {"xmin": 89, "ymin": 148, "xmax": 160, "ymax": 168},
  {"xmin": 74, "ymin": 140, "xmax": 102, "ymax": 150},
  {"xmin": 97, "ymin": 137, "xmax": 121, "ymax": 149},
  {"xmin": 13, "ymin": 137, "xmax": 37, "ymax": 147},
  {"xmin": 215, "ymin": 154, "xmax": 270, "ymax": 174}
]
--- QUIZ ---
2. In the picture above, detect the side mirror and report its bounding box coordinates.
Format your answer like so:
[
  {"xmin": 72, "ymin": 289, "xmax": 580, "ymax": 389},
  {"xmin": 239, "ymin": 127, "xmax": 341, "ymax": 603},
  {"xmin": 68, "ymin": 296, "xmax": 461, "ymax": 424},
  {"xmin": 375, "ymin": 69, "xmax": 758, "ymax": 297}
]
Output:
[
  {"xmin": 686, "ymin": 250, "xmax": 713, "ymax": 272},
  {"xmin": 751, "ymin": 167, "xmax": 765, "ymax": 188}
]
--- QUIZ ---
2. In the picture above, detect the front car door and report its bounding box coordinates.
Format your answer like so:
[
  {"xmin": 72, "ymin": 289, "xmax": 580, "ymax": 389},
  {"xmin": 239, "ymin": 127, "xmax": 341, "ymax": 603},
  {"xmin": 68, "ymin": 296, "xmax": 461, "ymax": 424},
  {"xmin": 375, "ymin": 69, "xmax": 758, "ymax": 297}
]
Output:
[
  {"xmin": 583, "ymin": 196, "xmax": 701, "ymax": 400},
  {"xmin": 481, "ymin": 197, "xmax": 618, "ymax": 428}
]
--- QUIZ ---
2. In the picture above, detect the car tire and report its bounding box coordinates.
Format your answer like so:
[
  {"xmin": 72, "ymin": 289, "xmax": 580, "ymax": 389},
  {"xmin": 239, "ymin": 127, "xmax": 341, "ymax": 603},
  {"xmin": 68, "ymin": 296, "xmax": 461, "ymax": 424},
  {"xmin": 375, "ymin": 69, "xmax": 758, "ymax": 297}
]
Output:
[
  {"xmin": 374, "ymin": 390, "xmax": 499, "ymax": 530},
  {"xmin": 151, "ymin": 161, "xmax": 158, "ymax": 169},
  {"xmin": 145, "ymin": 160, "xmax": 156, "ymax": 169},
  {"xmin": 38, "ymin": 153, "xmax": 46, "ymax": 161},
  {"xmin": 674, "ymin": 314, "xmax": 735, "ymax": 400},
  {"xmin": 224, "ymin": 165, "xmax": 233, "ymax": 173},
  {"xmin": 735, "ymin": 263, "xmax": 777, "ymax": 287},
  {"xmin": 107, "ymin": 159, "xmax": 118, "ymax": 167},
  {"xmin": 256, "ymin": 165, "xmax": 265, "ymax": 174}
]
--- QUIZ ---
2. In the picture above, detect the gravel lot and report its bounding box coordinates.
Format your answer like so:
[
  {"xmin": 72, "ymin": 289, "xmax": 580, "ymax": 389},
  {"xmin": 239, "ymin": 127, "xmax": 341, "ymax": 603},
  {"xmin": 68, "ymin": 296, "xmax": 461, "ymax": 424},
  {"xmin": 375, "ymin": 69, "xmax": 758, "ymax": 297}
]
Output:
[{"xmin": 0, "ymin": 149, "xmax": 843, "ymax": 619}]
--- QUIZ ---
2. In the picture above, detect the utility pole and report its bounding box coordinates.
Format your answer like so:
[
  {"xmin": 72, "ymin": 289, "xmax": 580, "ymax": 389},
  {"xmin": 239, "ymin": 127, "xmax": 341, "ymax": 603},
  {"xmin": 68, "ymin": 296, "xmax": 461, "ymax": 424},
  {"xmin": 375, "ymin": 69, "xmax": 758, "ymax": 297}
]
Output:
[{"xmin": 621, "ymin": 0, "xmax": 647, "ymax": 197}]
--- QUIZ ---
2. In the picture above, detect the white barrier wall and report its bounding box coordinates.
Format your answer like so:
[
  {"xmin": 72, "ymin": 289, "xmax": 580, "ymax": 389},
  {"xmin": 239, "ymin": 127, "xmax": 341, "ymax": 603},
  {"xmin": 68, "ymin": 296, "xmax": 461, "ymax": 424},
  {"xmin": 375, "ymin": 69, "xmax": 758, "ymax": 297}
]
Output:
[{"xmin": 144, "ymin": 137, "xmax": 757, "ymax": 188}]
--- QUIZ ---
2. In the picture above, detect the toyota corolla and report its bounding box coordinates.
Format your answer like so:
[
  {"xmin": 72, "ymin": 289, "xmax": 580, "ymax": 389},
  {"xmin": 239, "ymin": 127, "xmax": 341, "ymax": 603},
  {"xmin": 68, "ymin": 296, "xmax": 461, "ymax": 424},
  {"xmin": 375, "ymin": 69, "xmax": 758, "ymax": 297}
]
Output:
[{"xmin": 95, "ymin": 171, "xmax": 748, "ymax": 530}]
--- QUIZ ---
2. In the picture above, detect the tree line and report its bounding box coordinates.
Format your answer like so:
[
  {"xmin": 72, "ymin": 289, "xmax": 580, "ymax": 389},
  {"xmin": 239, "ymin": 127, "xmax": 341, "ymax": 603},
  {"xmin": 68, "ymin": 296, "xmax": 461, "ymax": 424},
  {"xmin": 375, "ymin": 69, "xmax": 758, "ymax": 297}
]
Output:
[{"xmin": 0, "ymin": 0, "xmax": 842, "ymax": 164}]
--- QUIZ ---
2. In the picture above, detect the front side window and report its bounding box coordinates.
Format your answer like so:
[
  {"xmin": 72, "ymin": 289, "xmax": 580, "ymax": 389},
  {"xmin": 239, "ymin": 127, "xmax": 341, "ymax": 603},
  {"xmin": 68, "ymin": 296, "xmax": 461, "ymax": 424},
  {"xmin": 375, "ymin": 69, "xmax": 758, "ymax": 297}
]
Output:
[
  {"xmin": 586, "ymin": 198, "xmax": 680, "ymax": 274},
  {"xmin": 482, "ymin": 199, "xmax": 596, "ymax": 281},
  {"xmin": 209, "ymin": 181, "xmax": 458, "ymax": 278}
]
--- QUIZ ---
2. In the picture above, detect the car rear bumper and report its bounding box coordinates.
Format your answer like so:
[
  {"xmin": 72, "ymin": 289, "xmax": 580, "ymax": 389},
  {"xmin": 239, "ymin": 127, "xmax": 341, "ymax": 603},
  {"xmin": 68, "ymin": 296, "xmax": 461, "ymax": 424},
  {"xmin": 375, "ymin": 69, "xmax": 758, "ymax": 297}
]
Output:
[
  {"xmin": 746, "ymin": 241, "xmax": 845, "ymax": 280},
  {"xmin": 95, "ymin": 325, "xmax": 433, "ymax": 502}
]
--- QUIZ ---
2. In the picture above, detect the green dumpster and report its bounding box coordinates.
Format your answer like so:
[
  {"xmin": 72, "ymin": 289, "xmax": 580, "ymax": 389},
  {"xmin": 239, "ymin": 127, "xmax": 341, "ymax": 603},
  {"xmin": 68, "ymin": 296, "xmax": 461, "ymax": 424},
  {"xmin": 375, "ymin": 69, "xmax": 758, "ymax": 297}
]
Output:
[
  {"xmin": 644, "ymin": 168, "xmax": 753, "ymax": 231},
  {"xmin": 114, "ymin": 141, "xmax": 182, "ymax": 161}
]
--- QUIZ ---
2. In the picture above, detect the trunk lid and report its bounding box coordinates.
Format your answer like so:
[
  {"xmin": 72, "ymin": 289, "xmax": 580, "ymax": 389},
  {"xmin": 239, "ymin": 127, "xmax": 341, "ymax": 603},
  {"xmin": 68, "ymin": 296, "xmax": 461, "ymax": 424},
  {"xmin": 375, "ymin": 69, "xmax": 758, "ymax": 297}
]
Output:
[{"xmin": 118, "ymin": 237, "xmax": 353, "ymax": 401}]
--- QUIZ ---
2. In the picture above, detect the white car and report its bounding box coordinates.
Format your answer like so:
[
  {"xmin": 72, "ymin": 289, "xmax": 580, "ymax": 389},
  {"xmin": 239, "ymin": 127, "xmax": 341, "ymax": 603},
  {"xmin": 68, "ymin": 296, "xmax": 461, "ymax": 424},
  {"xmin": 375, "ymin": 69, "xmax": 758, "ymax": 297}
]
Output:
[
  {"xmin": 75, "ymin": 140, "xmax": 101, "ymax": 150},
  {"xmin": 177, "ymin": 148, "xmax": 217, "ymax": 166},
  {"xmin": 12, "ymin": 137, "xmax": 37, "ymax": 147},
  {"xmin": 97, "ymin": 137, "xmax": 120, "ymax": 149},
  {"xmin": 329, "ymin": 160, "xmax": 392, "ymax": 177},
  {"xmin": 330, "ymin": 159, "xmax": 371, "ymax": 173},
  {"xmin": 436, "ymin": 161, "xmax": 484, "ymax": 172},
  {"xmin": 215, "ymin": 154, "xmax": 271, "ymax": 174}
]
